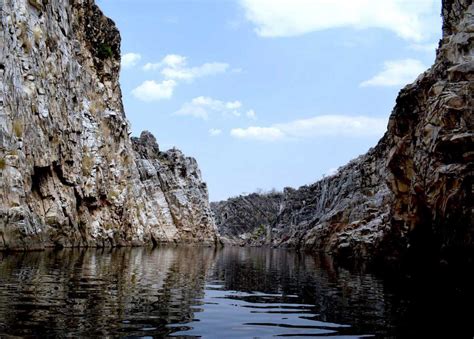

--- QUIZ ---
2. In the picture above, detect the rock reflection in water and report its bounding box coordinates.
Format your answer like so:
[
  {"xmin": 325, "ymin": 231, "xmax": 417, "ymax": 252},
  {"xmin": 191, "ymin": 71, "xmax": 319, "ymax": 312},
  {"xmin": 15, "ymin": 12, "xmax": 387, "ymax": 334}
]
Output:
[
  {"xmin": 0, "ymin": 247, "xmax": 472, "ymax": 337},
  {"xmin": 0, "ymin": 247, "xmax": 216, "ymax": 337}
]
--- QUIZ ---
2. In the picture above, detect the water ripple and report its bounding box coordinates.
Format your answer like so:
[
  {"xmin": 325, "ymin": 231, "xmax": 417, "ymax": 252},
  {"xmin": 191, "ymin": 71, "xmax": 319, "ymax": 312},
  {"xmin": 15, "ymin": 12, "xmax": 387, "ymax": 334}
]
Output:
[{"xmin": 0, "ymin": 247, "xmax": 471, "ymax": 337}]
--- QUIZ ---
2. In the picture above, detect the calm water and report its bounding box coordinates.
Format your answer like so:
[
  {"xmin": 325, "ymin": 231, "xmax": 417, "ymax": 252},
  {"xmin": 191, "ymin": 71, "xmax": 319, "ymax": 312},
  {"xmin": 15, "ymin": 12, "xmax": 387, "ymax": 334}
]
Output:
[{"xmin": 0, "ymin": 246, "xmax": 472, "ymax": 338}]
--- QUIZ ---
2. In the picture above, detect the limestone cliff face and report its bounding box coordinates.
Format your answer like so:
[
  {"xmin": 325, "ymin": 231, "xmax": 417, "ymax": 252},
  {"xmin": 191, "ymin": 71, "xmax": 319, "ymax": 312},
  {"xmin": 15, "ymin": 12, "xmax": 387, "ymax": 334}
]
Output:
[
  {"xmin": 213, "ymin": 0, "xmax": 473, "ymax": 264},
  {"xmin": 132, "ymin": 132, "xmax": 218, "ymax": 244},
  {"xmin": 0, "ymin": 0, "xmax": 218, "ymax": 250}
]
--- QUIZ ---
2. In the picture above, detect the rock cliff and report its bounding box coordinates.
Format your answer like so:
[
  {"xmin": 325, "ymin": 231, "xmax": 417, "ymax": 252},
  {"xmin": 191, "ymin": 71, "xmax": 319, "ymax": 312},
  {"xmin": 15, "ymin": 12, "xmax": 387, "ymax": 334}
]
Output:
[
  {"xmin": 211, "ymin": 191, "xmax": 283, "ymax": 243},
  {"xmin": 385, "ymin": 0, "xmax": 473, "ymax": 266},
  {"xmin": 0, "ymin": 0, "xmax": 218, "ymax": 250},
  {"xmin": 212, "ymin": 0, "xmax": 473, "ymax": 266},
  {"xmin": 213, "ymin": 140, "xmax": 392, "ymax": 258}
]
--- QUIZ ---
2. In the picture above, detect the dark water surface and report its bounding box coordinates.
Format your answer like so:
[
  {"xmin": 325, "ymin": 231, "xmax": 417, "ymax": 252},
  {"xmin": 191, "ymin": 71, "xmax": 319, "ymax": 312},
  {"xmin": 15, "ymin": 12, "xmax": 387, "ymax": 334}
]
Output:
[{"xmin": 0, "ymin": 247, "xmax": 472, "ymax": 338}]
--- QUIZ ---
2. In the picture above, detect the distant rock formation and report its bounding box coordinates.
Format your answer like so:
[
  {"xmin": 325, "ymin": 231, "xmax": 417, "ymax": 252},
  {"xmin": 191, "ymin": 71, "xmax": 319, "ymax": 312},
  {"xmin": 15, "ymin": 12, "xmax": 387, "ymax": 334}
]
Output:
[
  {"xmin": 211, "ymin": 191, "xmax": 283, "ymax": 244},
  {"xmin": 212, "ymin": 140, "xmax": 392, "ymax": 258},
  {"xmin": 0, "ymin": 0, "xmax": 218, "ymax": 250},
  {"xmin": 212, "ymin": 0, "xmax": 473, "ymax": 266},
  {"xmin": 132, "ymin": 131, "xmax": 218, "ymax": 244}
]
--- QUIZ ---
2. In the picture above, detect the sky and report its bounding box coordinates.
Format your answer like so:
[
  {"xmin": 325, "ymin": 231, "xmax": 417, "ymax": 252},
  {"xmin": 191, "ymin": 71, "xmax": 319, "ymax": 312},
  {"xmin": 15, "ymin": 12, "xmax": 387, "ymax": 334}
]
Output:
[{"xmin": 98, "ymin": 0, "xmax": 442, "ymax": 201}]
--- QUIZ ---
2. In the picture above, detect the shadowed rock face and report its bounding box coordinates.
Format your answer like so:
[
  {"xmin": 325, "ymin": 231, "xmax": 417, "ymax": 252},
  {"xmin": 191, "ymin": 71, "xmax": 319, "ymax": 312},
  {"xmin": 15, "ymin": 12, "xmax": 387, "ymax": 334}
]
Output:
[
  {"xmin": 385, "ymin": 0, "xmax": 474, "ymax": 266},
  {"xmin": 212, "ymin": 0, "xmax": 473, "ymax": 266},
  {"xmin": 0, "ymin": 0, "xmax": 218, "ymax": 250}
]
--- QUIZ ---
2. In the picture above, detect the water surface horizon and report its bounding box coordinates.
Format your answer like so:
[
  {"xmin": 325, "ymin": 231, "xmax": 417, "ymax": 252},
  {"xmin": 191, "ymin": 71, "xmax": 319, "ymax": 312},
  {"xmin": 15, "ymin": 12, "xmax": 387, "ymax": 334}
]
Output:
[{"xmin": 0, "ymin": 246, "xmax": 472, "ymax": 337}]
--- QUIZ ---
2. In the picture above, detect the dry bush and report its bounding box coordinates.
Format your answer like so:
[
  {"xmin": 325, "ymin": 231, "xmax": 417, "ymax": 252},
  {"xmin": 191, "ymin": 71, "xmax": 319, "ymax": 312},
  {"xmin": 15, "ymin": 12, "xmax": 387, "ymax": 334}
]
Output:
[
  {"xmin": 82, "ymin": 153, "xmax": 94, "ymax": 176},
  {"xmin": 19, "ymin": 22, "xmax": 32, "ymax": 53},
  {"xmin": 33, "ymin": 26, "xmax": 43, "ymax": 45},
  {"xmin": 28, "ymin": 0, "xmax": 43, "ymax": 11},
  {"xmin": 12, "ymin": 119, "xmax": 23, "ymax": 138}
]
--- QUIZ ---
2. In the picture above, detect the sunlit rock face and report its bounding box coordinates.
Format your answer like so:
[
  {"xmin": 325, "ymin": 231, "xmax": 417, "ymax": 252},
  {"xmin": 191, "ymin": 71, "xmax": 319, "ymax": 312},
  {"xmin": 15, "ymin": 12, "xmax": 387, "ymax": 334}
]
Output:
[
  {"xmin": 276, "ymin": 141, "xmax": 392, "ymax": 259},
  {"xmin": 0, "ymin": 0, "xmax": 218, "ymax": 250},
  {"xmin": 132, "ymin": 132, "xmax": 219, "ymax": 244},
  {"xmin": 213, "ymin": 0, "xmax": 473, "ymax": 265}
]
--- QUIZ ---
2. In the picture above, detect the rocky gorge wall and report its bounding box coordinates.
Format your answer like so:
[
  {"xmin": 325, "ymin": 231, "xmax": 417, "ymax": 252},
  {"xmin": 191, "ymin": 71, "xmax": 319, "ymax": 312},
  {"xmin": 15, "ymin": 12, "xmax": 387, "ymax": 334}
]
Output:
[
  {"xmin": 212, "ymin": 139, "xmax": 392, "ymax": 259},
  {"xmin": 0, "ymin": 0, "xmax": 218, "ymax": 250},
  {"xmin": 385, "ymin": 0, "xmax": 473, "ymax": 266},
  {"xmin": 213, "ymin": 0, "xmax": 473, "ymax": 266}
]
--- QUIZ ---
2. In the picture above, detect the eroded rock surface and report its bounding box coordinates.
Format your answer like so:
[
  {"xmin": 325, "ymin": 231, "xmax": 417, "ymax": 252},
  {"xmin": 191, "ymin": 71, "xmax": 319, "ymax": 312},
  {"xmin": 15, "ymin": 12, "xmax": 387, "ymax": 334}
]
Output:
[
  {"xmin": 212, "ymin": 0, "xmax": 473, "ymax": 265},
  {"xmin": 132, "ymin": 132, "xmax": 218, "ymax": 244},
  {"xmin": 385, "ymin": 0, "xmax": 474, "ymax": 265},
  {"xmin": 212, "ymin": 141, "xmax": 392, "ymax": 257},
  {"xmin": 0, "ymin": 0, "xmax": 218, "ymax": 250}
]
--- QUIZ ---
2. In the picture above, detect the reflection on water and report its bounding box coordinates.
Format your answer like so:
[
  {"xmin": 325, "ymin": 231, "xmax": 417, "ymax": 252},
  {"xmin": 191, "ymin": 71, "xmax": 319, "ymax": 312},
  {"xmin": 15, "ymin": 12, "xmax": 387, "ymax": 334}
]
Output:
[{"xmin": 0, "ymin": 247, "xmax": 472, "ymax": 337}]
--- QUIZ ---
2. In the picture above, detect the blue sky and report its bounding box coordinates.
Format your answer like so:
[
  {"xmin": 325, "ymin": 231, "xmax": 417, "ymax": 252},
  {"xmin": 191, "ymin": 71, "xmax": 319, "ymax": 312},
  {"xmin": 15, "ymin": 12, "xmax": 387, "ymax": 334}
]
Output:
[{"xmin": 98, "ymin": 0, "xmax": 441, "ymax": 201}]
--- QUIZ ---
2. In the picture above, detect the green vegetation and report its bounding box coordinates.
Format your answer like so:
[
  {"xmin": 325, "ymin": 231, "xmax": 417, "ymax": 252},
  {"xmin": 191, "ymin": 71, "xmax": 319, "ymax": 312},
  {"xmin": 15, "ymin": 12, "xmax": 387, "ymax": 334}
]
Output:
[
  {"xmin": 252, "ymin": 224, "xmax": 266, "ymax": 240},
  {"xmin": 0, "ymin": 158, "xmax": 6, "ymax": 170},
  {"xmin": 98, "ymin": 44, "xmax": 113, "ymax": 59}
]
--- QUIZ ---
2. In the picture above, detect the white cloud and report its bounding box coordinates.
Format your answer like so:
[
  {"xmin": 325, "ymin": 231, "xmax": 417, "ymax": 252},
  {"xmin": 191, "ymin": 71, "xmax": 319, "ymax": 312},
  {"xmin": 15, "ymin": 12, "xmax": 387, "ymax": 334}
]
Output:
[
  {"xmin": 230, "ymin": 114, "xmax": 387, "ymax": 142},
  {"xmin": 136, "ymin": 55, "xmax": 230, "ymax": 101},
  {"xmin": 143, "ymin": 54, "xmax": 229, "ymax": 82},
  {"xmin": 246, "ymin": 109, "xmax": 257, "ymax": 120},
  {"xmin": 162, "ymin": 54, "xmax": 187, "ymax": 68},
  {"xmin": 142, "ymin": 63, "xmax": 162, "ymax": 72},
  {"xmin": 174, "ymin": 96, "xmax": 255, "ymax": 120},
  {"xmin": 325, "ymin": 167, "xmax": 340, "ymax": 176},
  {"xmin": 409, "ymin": 42, "xmax": 438, "ymax": 52},
  {"xmin": 122, "ymin": 53, "xmax": 141, "ymax": 68},
  {"xmin": 240, "ymin": 0, "xmax": 438, "ymax": 42},
  {"xmin": 225, "ymin": 101, "xmax": 242, "ymax": 110},
  {"xmin": 174, "ymin": 97, "xmax": 212, "ymax": 119},
  {"xmin": 276, "ymin": 115, "xmax": 387, "ymax": 137},
  {"xmin": 360, "ymin": 59, "xmax": 426, "ymax": 87},
  {"xmin": 209, "ymin": 128, "xmax": 223, "ymax": 136},
  {"xmin": 162, "ymin": 62, "xmax": 229, "ymax": 82},
  {"xmin": 143, "ymin": 54, "xmax": 187, "ymax": 71},
  {"xmin": 231, "ymin": 126, "xmax": 285, "ymax": 142},
  {"xmin": 131, "ymin": 80, "xmax": 177, "ymax": 102}
]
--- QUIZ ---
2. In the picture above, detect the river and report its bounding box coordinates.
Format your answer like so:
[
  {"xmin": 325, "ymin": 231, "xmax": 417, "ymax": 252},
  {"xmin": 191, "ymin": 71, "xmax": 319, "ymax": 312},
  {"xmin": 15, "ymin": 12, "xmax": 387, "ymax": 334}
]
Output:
[{"xmin": 0, "ymin": 246, "xmax": 472, "ymax": 337}]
